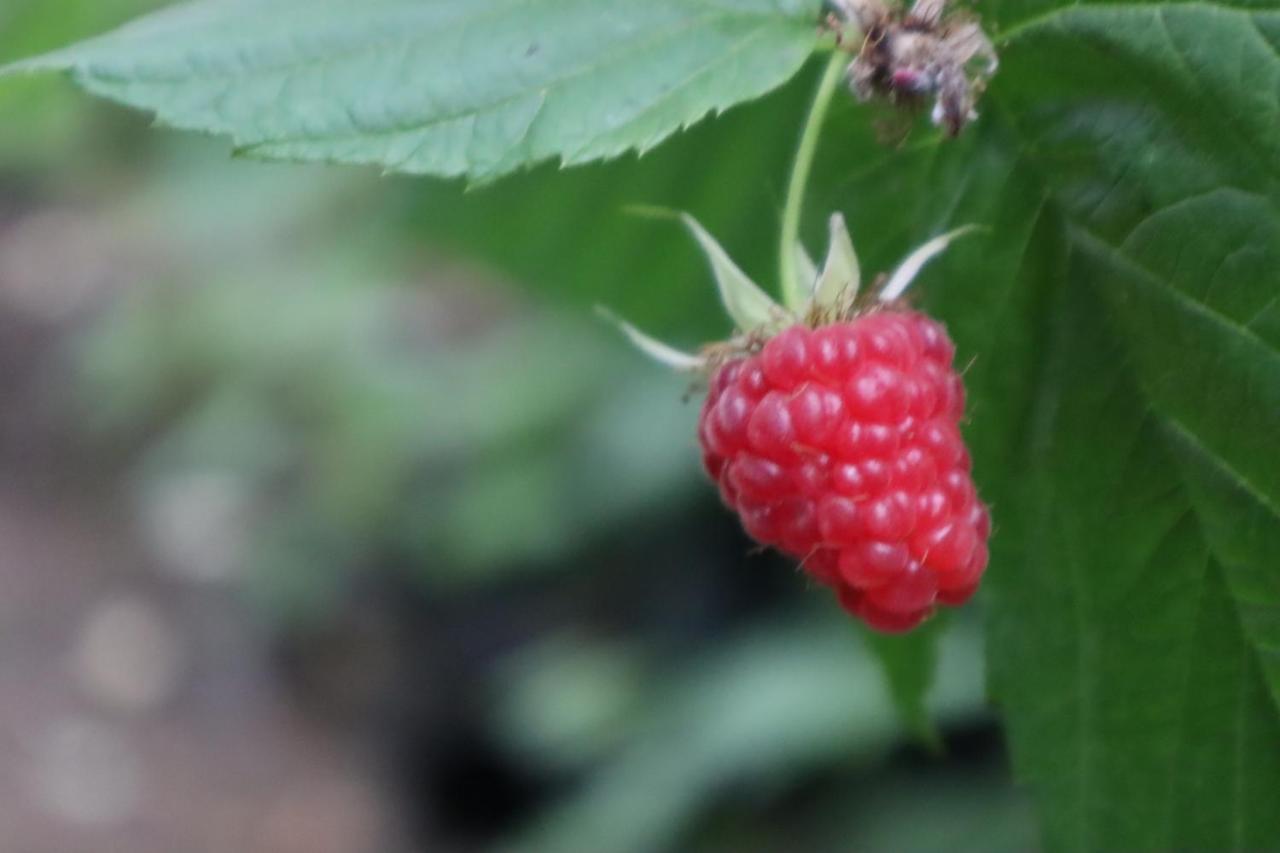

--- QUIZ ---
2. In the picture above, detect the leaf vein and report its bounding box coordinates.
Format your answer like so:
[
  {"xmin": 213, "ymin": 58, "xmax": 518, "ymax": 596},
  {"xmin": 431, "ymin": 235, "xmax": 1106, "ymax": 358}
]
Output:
[
  {"xmin": 236, "ymin": 11, "xmax": 742, "ymax": 152},
  {"xmin": 1075, "ymin": 225, "xmax": 1280, "ymax": 360}
]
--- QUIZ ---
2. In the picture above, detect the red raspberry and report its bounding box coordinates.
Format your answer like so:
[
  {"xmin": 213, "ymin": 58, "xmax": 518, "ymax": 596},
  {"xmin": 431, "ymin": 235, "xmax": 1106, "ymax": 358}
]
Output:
[
  {"xmin": 698, "ymin": 309, "xmax": 989, "ymax": 633},
  {"xmin": 603, "ymin": 212, "xmax": 987, "ymax": 633}
]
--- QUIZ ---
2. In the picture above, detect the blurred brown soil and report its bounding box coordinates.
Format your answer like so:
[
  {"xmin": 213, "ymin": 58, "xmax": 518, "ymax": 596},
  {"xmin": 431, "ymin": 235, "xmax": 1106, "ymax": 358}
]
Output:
[{"xmin": 0, "ymin": 204, "xmax": 403, "ymax": 853}]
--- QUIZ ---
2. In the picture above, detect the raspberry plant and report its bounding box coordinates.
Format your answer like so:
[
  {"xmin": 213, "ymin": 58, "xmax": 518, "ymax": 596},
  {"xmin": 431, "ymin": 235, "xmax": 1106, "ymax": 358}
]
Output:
[{"xmin": 6, "ymin": 0, "xmax": 1279, "ymax": 849}]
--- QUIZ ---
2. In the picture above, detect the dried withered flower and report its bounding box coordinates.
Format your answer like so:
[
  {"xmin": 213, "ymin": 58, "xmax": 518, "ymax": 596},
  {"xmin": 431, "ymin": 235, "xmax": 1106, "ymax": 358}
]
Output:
[{"xmin": 826, "ymin": 0, "xmax": 998, "ymax": 136}]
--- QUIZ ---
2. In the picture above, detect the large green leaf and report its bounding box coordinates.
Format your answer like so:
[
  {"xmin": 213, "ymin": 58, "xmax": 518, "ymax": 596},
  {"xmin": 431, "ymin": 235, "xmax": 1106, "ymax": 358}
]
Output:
[
  {"xmin": 2, "ymin": 0, "xmax": 821, "ymax": 180},
  {"xmin": 917, "ymin": 7, "xmax": 1280, "ymax": 849},
  {"xmin": 982, "ymin": 233, "xmax": 1280, "ymax": 850},
  {"xmin": 793, "ymin": 1, "xmax": 1280, "ymax": 846}
]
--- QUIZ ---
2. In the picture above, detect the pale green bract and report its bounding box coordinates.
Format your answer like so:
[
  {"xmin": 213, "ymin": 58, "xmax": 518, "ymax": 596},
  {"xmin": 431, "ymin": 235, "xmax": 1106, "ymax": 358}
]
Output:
[
  {"xmin": 814, "ymin": 212, "xmax": 859, "ymax": 305},
  {"xmin": 2, "ymin": 0, "xmax": 823, "ymax": 180}
]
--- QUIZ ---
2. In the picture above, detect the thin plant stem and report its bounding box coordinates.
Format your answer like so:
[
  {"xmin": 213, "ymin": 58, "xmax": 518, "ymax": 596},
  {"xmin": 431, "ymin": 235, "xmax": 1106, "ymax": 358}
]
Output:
[{"xmin": 778, "ymin": 49, "xmax": 848, "ymax": 311}]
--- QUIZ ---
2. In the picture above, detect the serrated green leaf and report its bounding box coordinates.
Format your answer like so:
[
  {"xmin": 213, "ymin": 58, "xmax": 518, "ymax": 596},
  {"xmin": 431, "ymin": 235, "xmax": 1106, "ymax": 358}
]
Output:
[
  {"xmin": 813, "ymin": 211, "xmax": 859, "ymax": 307},
  {"xmin": 2, "ymin": 0, "xmax": 823, "ymax": 180},
  {"xmin": 984, "ymin": 246, "xmax": 1280, "ymax": 851},
  {"xmin": 787, "ymin": 1, "xmax": 1280, "ymax": 844},
  {"xmin": 970, "ymin": 7, "xmax": 1280, "ymax": 850}
]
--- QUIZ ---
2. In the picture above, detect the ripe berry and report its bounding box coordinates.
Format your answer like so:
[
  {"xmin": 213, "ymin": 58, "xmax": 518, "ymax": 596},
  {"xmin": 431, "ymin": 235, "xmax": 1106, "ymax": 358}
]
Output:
[
  {"xmin": 603, "ymin": 211, "xmax": 988, "ymax": 633},
  {"xmin": 698, "ymin": 309, "xmax": 988, "ymax": 632}
]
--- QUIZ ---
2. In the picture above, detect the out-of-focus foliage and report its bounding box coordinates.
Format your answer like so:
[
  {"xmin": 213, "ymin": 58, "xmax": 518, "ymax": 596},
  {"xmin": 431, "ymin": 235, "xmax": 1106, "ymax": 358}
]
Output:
[
  {"xmin": 65, "ymin": 149, "xmax": 701, "ymax": 618},
  {"xmin": 45, "ymin": 133, "xmax": 1008, "ymax": 845},
  {"xmin": 0, "ymin": 0, "xmax": 161, "ymax": 169},
  {"xmin": 499, "ymin": 615, "xmax": 996, "ymax": 852},
  {"xmin": 5, "ymin": 114, "xmax": 1008, "ymax": 848}
]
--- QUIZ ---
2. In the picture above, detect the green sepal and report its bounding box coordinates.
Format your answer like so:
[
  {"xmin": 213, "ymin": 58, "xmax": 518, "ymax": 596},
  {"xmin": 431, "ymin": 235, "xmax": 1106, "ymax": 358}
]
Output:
[
  {"xmin": 629, "ymin": 206, "xmax": 791, "ymax": 334},
  {"xmin": 595, "ymin": 306, "xmax": 704, "ymax": 372},
  {"xmin": 879, "ymin": 225, "xmax": 983, "ymax": 302},
  {"xmin": 813, "ymin": 212, "xmax": 861, "ymax": 309}
]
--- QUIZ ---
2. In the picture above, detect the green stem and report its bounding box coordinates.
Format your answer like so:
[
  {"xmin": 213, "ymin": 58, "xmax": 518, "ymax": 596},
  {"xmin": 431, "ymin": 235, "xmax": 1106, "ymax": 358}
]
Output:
[{"xmin": 779, "ymin": 50, "xmax": 848, "ymax": 311}]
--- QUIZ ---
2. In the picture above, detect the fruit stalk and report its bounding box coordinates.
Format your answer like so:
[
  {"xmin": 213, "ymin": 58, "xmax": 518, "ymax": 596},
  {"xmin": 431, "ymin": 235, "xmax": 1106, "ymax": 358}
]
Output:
[{"xmin": 778, "ymin": 50, "xmax": 849, "ymax": 312}]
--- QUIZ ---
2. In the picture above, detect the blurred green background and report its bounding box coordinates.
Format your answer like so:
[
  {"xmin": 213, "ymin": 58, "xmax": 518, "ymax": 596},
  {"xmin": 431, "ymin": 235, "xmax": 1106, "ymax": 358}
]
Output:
[{"xmin": 0, "ymin": 2, "xmax": 1033, "ymax": 850}]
